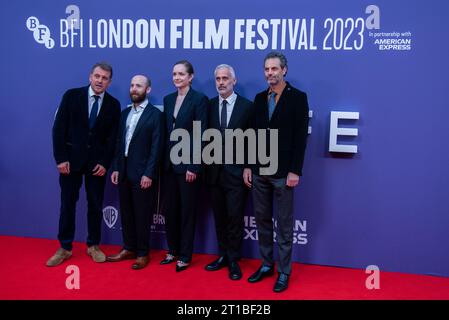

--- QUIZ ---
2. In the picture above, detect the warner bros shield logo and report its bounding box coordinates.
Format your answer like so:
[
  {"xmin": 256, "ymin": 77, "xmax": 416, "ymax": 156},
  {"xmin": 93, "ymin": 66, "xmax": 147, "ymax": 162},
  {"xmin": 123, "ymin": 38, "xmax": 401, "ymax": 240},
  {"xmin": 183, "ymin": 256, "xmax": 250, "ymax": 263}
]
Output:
[{"xmin": 103, "ymin": 206, "xmax": 118, "ymax": 228}]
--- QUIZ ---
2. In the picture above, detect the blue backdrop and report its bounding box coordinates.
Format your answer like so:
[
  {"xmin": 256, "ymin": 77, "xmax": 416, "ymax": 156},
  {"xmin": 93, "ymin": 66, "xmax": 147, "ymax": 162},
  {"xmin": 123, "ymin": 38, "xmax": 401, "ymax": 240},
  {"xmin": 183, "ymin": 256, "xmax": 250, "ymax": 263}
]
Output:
[{"xmin": 1, "ymin": 0, "xmax": 448, "ymax": 277}]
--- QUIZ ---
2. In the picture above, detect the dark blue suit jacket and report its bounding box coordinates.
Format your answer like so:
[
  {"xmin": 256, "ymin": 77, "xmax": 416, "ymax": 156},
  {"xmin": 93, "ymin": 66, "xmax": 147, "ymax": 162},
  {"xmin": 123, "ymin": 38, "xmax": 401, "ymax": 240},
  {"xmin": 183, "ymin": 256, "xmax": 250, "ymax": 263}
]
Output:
[
  {"xmin": 206, "ymin": 94, "xmax": 253, "ymax": 185},
  {"xmin": 112, "ymin": 102, "xmax": 164, "ymax": 184},
  {"xmin": 52, "ymin": 85, "xmax": 121, "ymax": 171}
]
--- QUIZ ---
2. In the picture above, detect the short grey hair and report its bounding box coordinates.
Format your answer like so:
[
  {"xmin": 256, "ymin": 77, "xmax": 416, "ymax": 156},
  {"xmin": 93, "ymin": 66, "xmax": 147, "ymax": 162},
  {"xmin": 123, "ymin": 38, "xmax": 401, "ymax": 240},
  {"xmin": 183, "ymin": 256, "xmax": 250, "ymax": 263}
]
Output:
[{"xmin": 214, "ymin": 64, "xmax": 236, "ymax": 79}]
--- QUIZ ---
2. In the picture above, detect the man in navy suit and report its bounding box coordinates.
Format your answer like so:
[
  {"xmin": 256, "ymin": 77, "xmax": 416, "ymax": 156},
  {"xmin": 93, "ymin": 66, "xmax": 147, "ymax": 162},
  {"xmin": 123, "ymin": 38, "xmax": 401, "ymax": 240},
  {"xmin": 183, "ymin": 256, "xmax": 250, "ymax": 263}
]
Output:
[
  {"xmin": 245, "ymin": 52, "xmax": 309, "ymax": 292},
  {"xmin": 106, "ymin": 75, "xmax": 163, "ymax": 270},
  {"xmin": 204, "ymin": 64, "xmax": 253, "ymax": 280},
  {"xmin": 48, "ymin": 62, "xmax": 121, "ymax": 267}
]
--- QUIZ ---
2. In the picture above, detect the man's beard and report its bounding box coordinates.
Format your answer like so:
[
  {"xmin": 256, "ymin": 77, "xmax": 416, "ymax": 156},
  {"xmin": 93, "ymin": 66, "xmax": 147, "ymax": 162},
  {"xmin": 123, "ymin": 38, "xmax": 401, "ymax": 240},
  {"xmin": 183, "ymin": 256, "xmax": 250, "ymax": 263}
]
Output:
[{"xmin": 130, "ymin": 92, "xmax": 146, "ymax": 104}]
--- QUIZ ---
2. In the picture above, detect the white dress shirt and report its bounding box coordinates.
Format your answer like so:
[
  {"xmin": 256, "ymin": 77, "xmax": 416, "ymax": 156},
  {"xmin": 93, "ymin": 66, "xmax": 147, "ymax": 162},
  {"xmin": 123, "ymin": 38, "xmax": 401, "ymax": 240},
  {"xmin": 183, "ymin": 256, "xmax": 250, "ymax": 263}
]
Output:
[
  {"xmin": 125, "ymin": 99, "xmax": 148, "ymax": 156},
  {"xmin": 218, "ymin": 91, "xmax": 237, "ymax": 127}
]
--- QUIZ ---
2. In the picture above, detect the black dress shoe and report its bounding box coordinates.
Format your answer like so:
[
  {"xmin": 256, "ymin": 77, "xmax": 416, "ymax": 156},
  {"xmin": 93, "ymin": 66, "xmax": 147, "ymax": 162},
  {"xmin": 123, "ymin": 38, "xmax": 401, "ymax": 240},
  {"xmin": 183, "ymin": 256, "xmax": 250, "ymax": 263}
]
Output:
[
  {"xmin": 273, "ymin": 273, "xmax": 289, "ymax": 293},
  {"xmin": 248, "ymin": 265, "xmax": 274, "ymax": 283},
  {"xmin": 205, "ymin": 256, "xmax": 228, "ymax": 271},
  {"xmin": 176, "ymin": 261, "xmax": 189, "ymax": 272},
  {"xmin": 228, "ymin": 262, "xmax": 242, "ymax": 280},
  {"xmin": 160, "ymin": 253, "xmax": 176, "ymax": 265}
]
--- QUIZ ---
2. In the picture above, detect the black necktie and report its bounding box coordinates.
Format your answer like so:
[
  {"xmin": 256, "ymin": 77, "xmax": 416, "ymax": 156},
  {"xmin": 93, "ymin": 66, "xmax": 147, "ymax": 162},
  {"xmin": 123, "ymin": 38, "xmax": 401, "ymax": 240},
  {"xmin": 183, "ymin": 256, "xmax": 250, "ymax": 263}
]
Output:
[
  {"xmin": 220, "ymin": 99, "xmax": 228, "ymax": 131},
  {"xmin": 89, "ymin": 95, "xmax": 100, "ymax": 129}
]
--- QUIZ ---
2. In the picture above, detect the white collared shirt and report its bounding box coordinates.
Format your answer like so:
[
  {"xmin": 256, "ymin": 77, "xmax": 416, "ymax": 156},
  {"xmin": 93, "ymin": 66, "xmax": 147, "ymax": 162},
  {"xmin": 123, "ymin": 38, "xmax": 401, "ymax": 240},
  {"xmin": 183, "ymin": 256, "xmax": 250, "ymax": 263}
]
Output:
[
  {"xmin": 218, "ymin": 92, "xmax": 237, "ymax": 127},
  {"xmin": 125, "ymin": 99, "xmax": 148, "ymax": 156},
  {"xmin": 88, "ymin": 86, "xmax": 105, "ymax": 117}
]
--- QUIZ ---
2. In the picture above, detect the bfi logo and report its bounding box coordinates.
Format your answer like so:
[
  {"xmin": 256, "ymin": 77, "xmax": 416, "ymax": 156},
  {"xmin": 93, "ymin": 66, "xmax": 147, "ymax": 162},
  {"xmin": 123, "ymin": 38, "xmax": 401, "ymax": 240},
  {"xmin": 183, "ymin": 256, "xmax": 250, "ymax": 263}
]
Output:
[{"xmin": 26, "ymin": 16, "xmax": 55, "ymax": 49}]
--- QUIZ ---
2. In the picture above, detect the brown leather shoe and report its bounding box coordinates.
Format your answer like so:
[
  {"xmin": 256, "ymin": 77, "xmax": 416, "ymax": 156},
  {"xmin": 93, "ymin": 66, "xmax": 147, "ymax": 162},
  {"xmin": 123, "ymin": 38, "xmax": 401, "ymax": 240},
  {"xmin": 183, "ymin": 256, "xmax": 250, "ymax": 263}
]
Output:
[
  {"xmin": 46, "ymin": 248, "xmax": 72, "ymax": 267},
  {"xmin": 87, "ymin": 245, "xmax": 106, "ymax": 263},
  {"xmin": 106, "ymin": 249, "xmax": 137, "ymax": 262},
  {"xmin": 131, "ymin": 256, "xmax": 149, "ymax": 270}
]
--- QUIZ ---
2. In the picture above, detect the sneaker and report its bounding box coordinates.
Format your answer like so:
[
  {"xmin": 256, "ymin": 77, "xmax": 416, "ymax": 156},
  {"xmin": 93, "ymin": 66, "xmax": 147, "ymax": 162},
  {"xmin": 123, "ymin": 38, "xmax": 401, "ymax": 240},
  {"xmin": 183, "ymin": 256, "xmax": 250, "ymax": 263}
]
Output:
[
  {"xmin": 87, "ymin": 245, "xmax": 106, "ymax": 263},
  {"xmin": 46, "ymin": 248, "xmax": 72, "ymax": 267}
]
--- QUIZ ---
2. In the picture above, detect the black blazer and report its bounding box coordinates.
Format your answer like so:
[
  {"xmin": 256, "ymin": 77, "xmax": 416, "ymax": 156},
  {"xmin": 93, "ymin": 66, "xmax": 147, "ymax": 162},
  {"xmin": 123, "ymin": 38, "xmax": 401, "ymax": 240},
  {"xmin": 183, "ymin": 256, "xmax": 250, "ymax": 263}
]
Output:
[
  {"xmin": 162, "ymin": 88, "xmax": 209, "ymax": 174},
  {"xmin": 112, "ymin": 103, "xmax": 164, "ymax": 184},
  {"xmin": 206, "ymin": 94, "xmax": 253, "ymax": 185},
  {"xmin": 52, "ymin": 85, "xmax": 121, "ymax": 171},
  {"xmin": 251, "ymin": 81, "xmax": 309, "ymax": 178}
]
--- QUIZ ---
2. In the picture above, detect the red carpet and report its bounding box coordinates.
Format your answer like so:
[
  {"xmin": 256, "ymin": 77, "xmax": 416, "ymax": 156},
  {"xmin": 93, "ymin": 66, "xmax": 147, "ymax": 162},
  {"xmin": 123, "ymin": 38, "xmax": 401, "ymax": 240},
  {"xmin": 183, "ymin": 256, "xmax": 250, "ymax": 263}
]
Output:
[{"xmin": 1, "ymin": 235, "xmax": 448, "ymax": 300}]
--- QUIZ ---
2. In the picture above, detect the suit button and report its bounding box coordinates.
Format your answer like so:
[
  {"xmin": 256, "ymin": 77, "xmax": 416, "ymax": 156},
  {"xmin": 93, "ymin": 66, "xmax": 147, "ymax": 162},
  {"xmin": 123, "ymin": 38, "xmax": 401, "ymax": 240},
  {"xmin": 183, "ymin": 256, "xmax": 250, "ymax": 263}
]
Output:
[{"xmin": 87, "ymin": 145, "xmax": 91, "ymax": 149}]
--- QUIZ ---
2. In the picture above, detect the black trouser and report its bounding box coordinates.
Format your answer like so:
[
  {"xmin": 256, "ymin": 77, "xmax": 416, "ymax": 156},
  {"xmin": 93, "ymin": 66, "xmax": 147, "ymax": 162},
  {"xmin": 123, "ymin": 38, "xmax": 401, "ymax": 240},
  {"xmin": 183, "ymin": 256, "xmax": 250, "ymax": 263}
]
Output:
[
  {"xmin": 163, "ymin": 171, "xmax": 200, "ymax": 263},
  {"xmin": 118, "ymin": 168, "xmax": 156, "ymax": 257},
  {"xmin": 210, "ymin": 169, "xmax": 248, "ymax": 262},
  {"xmin": 58, "ymin": 169, "xmax": 106, "ymax": 251},
  {"xmin": 252, "ymin": 174, "xmax": 294, "ymax": 275}
]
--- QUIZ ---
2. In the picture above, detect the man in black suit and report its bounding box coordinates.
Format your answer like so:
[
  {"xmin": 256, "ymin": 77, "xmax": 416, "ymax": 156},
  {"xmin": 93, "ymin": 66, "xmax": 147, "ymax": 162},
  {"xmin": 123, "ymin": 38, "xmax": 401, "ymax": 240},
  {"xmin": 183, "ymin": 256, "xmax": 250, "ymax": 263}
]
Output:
[
  {"xmin": 204, "ymin": 64, "xmax": 253, "ymax": 280},
  {"xmin": 106, "ymin": 75, "xmax": 163, "ymax": 270},
  {"xmin": 244, "ymin": 52, "xmax": 309, "ymax": 292},
  {"xmin": 47, "ymin": 62, "xmax": 121, "ymax": 267}
]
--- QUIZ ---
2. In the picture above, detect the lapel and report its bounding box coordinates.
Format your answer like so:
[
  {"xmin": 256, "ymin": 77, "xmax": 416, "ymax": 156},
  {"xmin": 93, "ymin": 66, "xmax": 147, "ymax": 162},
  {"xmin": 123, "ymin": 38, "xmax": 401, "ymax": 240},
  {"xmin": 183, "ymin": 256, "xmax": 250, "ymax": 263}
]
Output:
[
  {"xmin": 269, "ymin": 82, "xmax": 290, "ymax": 124},
  {"xmin": 165, "ymin": 92, "xmax": 176, "ymax": 133},
  {"xmin": 131, "ymin": 103, "xmax": 153, "ymax": 141},
  {"xmin": 120, "ymin": 107, "xmax": 131, "ymax": 133},
  {"xmin": 228, "ymin": 95, "xmax": 245, "ymax": 129},
  {"xmin": 94, "ymin": 92, "xmax": 109, "ymax": 127},
  {"xmin": 211, "ymin": 97, "xmax": 220, "ymax": 129},
  {"xmin": 81, "ymin": 86, "xmax": 90, "ymax": 127},
  {"xmin": 120, "ymin": 107, "xmax": 132, "ymax": 148},
  {"xmin": 174, "ymin": 88, "xmax": 194, "ymax": 128},
  {"xmin": 260, "ymin": 88, "xmax": 270, "ymax": 124}
]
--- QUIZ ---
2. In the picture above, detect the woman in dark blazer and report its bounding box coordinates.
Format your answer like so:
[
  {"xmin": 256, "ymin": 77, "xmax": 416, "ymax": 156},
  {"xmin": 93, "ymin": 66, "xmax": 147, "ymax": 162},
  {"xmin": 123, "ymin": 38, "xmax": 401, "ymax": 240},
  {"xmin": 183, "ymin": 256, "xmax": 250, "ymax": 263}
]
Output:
[{"xmin": 160, "ymin": 60, "xmax": 209, "ymax": 271}]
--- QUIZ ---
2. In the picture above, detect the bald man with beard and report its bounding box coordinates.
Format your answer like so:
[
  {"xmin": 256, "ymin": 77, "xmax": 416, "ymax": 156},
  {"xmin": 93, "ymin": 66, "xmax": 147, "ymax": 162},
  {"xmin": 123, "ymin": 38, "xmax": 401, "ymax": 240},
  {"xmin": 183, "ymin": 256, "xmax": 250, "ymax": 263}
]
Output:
[{"xmin": 106, "ymin": 75, "xmax": 164, "ymax": 270}]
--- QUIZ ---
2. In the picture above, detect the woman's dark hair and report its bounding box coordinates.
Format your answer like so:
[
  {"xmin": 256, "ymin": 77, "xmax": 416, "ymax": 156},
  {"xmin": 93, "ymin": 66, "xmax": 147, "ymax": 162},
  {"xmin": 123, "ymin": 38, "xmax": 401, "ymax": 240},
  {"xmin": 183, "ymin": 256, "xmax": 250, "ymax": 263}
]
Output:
[{"xmin": 174, "ymin": 60, "xmax": 194, "ymax": 75}]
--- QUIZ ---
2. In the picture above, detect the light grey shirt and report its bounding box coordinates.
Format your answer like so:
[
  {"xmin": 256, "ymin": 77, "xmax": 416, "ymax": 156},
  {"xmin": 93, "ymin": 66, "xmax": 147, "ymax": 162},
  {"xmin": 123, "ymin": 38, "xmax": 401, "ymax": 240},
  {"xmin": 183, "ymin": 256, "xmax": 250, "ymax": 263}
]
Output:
[{"xmin": 125, "ymin": 99, "xmax": 148, "ymax": 156}]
